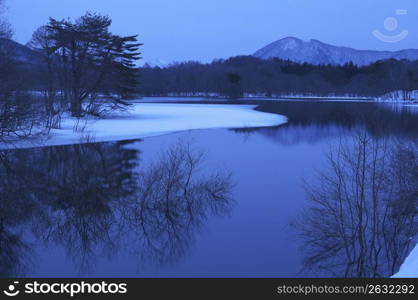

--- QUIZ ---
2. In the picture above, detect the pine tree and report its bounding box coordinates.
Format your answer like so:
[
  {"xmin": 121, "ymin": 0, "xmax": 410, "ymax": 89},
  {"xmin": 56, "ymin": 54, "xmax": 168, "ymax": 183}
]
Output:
[{"xmin": 36, "ymin": 12, "xmax": 142, "ymax": 116}]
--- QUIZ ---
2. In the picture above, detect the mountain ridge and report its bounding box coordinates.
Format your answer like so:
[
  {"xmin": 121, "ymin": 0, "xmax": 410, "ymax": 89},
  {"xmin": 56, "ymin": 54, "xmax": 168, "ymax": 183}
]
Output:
[
  {"xmin": 253, "ymin": 37, "xmax": 418, "ymax": 66},
  {"xmin": 0, "ymin": 38, "xmax": 43, "ymax": 65}
]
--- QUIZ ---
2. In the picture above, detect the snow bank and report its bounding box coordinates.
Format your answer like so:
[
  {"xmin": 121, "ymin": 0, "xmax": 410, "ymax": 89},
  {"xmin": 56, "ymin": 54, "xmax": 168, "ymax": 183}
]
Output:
[
  {"xmin": 1, "ymin": 103, "xmax": 287, "ymax": 149},
  {"xmin": 377, "ymin": 90, "xmax": 418, "ymax": 102},
  {"xmin": 393, "ymin": 244, "xmax": 418, "ymax": 278}
]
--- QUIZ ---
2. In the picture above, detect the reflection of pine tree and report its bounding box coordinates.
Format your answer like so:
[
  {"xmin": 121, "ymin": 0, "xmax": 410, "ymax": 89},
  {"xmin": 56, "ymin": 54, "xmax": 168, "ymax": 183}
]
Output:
[
  {"xmin": 0, "ymin": 141, "xmax": 140, "ymax": 272},
  {"xmin": 33, "ymin": 141, "xmax": 140, "ymax": 270},
  {"xmin": 0, "ymin": 140, "xmax": 234, "ymax": 273}
]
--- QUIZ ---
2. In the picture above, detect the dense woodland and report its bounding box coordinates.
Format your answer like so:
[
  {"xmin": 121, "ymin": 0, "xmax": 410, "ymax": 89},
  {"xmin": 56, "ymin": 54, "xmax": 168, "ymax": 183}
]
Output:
[{"xmin": 140, "ymin": 56, "xmax": 418, "ymax": 99}]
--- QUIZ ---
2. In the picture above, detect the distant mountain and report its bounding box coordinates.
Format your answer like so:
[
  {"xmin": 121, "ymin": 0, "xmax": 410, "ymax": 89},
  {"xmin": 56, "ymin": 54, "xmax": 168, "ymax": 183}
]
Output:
[
  {"xmin": 142, "ymin": 58, "xmax": 170, "ymax": 68},
  {"xmin": 253, "ymin": 37, "xmax": 418, "ymax": 66},
  {"xmin": 0, "ymin": 38, "xmax": 43, "ymax": 65}
]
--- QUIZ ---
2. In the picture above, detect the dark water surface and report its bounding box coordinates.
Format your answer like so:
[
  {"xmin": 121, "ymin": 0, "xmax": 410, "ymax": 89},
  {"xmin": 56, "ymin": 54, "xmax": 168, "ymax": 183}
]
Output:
[{"xmin": 0, "ymin": 101, "xmax": 417, "ymax": 277}]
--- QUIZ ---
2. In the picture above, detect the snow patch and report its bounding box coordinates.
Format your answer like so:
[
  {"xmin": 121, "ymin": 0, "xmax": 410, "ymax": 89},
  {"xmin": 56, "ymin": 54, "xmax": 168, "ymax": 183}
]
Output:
[
  {"xmin": 1, "ymin": 103, "xmax": 287, "ymax": 149},
  {"xmin": 393, "ymin": 244, "xmax": 418, "ymax": 278},
  {"xmin": 281, "ymin": 37, "xmax": 299, "ymax": 50}
]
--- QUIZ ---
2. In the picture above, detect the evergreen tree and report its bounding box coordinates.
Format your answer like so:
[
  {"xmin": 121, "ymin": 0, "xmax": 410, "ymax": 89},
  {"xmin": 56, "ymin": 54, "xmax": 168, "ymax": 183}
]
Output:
[{"xmin": 33, "ymin": 12, "xmax": 142, "ymax": 116}]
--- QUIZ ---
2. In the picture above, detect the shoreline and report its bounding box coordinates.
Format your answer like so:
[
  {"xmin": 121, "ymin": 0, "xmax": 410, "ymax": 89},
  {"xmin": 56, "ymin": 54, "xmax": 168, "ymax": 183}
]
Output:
[{"xmin": 0, "ymin": 103, "xmax": 287, "ymax": 150}]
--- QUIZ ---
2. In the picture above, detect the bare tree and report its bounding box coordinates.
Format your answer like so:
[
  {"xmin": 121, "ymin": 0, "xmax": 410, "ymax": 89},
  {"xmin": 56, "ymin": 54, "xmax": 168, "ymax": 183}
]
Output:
[
  {"xmin": 297, "ymin": 130, "xmax": 418, "ymax": 277},
  {"xmin": 28, "ymin": 26, "xmax": 64, "ymax": 129},
  {"xmin": 0, "ymin": 1, "xmax": 48, "ymax": 141}
]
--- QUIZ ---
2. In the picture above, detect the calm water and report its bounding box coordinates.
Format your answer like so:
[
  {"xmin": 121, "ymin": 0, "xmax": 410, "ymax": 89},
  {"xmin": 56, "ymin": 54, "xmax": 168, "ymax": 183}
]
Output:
[{"xmin": 0, "ymin": 101, "xmax": 417, "ymax": 277}]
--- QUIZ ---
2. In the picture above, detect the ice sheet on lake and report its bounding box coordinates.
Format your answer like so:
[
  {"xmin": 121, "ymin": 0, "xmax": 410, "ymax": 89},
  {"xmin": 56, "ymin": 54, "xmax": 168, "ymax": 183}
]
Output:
[{"xmin": 1, "ymin": 103, "xmax": 287, "ymax": 149}]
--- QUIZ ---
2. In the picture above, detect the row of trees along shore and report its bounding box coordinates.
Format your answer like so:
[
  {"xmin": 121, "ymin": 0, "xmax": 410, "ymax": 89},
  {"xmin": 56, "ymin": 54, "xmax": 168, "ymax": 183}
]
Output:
[
  {"xmin": 140, "ymin": 56, "xmax": 418, "ymax": 99},
  {"xmin": 1, "ymin": 2, "xmax": 418, "ymax": 141},
  {"xmin": 0, "ymin": 7, "xmax": 141, "ymax": 140}
]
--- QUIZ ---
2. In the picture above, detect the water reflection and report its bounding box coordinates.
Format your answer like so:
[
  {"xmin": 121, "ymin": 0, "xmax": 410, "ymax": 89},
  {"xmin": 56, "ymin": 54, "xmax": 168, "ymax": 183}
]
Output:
[
  {"xmin": 0, "ymin": 149, "xmax": 41, "ymax": 276},
  {"xmin": 0, "ymin": 140, "xmax": 234, "ymax": 275},
  {"xmin": 250, "ymin": 102, "xmax": 418, "ymax": 144},
  {"xmin": 296, "ymin": 131, "xmax": 418, "ymax": 277},
  {"xmin": 1, "ymin": 101, "xmax": 417, "ymax": 277},
  {"xmin": 34, "ymin": 142, "xmax": 139, "ymax": 271},
  {"xmin": 124, "ymin": 142, "xmax": 234, "ymax": 265}
]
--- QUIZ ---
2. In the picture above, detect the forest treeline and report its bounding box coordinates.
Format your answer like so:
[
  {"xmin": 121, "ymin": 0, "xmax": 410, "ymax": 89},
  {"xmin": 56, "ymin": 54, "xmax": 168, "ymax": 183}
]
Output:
[
  {"xmin": 140, "ymin": 56, "xmax": 418, "ymax": 99},
  {"xmin": 1, "ymin": 0, "xmax": 418, "ymax": 142}
]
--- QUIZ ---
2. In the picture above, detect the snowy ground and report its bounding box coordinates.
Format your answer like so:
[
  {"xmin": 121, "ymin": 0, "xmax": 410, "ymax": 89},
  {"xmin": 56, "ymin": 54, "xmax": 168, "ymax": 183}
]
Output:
[
  {"xmin": 393, "ymin": 244, "xmax": 418, "ymax": 278},
  {"xmin": 0, "ymin": 103, "xmax": 287, "ymax": 149}
]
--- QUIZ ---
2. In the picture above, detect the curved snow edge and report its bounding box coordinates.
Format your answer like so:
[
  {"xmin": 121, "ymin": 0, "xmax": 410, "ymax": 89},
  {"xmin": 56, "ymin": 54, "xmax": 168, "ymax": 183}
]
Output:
[{"xmin": 0, "ymin": 103, "xmax": 288, "ymax": 149}]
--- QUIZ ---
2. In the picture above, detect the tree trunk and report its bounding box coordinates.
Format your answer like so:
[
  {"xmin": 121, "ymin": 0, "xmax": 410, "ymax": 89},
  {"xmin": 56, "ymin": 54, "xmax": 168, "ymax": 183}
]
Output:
[{"xmin": 70, "ymin": 98, "xmax": 82, "ymax": 117}]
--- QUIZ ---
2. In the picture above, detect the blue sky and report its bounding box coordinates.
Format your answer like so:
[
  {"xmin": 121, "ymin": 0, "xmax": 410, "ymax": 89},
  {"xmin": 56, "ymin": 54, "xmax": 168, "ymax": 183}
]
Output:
[{"xmin": 5, "ymin": 0, "xmax": 418, "ymax": 63}]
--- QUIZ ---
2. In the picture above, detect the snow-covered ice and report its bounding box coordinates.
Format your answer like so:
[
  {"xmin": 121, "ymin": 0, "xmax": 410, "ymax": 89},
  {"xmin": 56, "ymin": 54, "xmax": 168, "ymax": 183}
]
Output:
[
  {"xmin": 1, "ymin": 103, "xmax": 287, "ymax": 149},
  {"xmin": 393, "ymin": 244, "xmax": 418, "ymax": 278}
]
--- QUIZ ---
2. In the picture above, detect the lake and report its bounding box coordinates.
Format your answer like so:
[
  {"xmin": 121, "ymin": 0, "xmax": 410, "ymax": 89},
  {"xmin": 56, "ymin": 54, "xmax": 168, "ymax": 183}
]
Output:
[{"xmin": 1, "ymin": 101, "xmax": 417, "ymax": 277}]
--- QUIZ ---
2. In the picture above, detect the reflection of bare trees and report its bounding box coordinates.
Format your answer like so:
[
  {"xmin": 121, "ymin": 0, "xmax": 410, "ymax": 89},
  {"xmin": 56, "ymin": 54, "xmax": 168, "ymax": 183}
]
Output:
[
  {"xmin": 0, "ymin": 141, "xmax": 139, "ymax": 273},
  {"xmin": 0, "ymin": 140, "xmax": 234, "ymax": 275},
  {"xmin": 0, "ymin": 150, "xmax": 38, "ymax": 276},
  {"xmin": 33, "ymin": 142, "xmax": 139, "ymax": 271},
  {"xmin": 0, "ymin": 227, "xmax": 30, "ymax": 277},
  {"xmin": 298, "ymin": 131, "xmax": 418, "ymax": 277},
  {"xmin": 125, "ymin": 142, "xmax": 234, "ymax": 265}
]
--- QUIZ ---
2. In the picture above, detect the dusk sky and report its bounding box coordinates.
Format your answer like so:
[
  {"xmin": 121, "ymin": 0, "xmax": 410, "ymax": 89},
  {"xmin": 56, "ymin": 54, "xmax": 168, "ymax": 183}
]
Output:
[{"xmin": 5, "ymin": 0, "xmax": 418, "ymax": 64}]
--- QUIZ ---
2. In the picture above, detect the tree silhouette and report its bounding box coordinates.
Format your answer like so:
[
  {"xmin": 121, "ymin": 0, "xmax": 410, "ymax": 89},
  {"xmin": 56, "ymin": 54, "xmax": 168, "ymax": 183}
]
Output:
[
  {"xmin": 296, "ymin": 131, "xmax": 418, "ymax": 277},
  {"xmin": 30, "ymin": 12, "xmax": 142, "ymax": 117}
]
